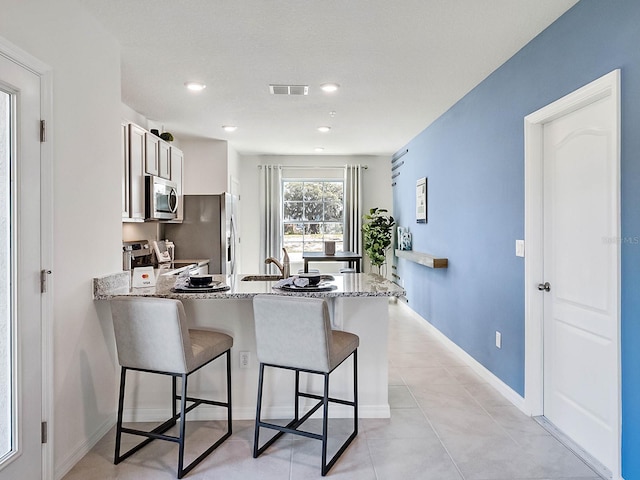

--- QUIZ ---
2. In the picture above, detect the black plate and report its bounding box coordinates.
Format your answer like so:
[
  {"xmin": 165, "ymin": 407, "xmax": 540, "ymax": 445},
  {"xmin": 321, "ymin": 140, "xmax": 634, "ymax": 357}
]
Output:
[{"xmin": 171, "ymin": 282, "xmax": 229, "ymax": 293}]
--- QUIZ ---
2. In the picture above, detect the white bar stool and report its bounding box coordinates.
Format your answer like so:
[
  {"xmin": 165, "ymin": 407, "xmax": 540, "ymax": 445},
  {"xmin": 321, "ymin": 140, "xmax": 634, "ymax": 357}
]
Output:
[
  {"xmin": 110, "ymin": 297, "xmax": 233, "ymax": 478},
  {"xmin": 252, "ymin": 294, "xmax": 359, "ymax": 476}
]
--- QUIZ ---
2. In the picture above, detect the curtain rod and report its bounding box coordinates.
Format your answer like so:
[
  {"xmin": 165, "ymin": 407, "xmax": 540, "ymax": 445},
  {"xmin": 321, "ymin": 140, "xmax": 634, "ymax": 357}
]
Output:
[{"xmin": 257, "ymin": 164, "xmax": 368, "ymax": 170}]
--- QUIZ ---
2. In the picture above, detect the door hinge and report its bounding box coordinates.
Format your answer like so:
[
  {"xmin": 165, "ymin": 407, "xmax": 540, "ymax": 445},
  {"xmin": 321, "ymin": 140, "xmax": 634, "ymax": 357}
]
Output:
[
  {"xmin": 41, "ymin": 269, "xmax": 52, "ymax": 293},
  {"xmin": 40, "ymin": 120, "xmax": 46, "ymax": 142},
  {"xmin": 41, "ymin": 421, "xmax": 47, "ymax": 444}
]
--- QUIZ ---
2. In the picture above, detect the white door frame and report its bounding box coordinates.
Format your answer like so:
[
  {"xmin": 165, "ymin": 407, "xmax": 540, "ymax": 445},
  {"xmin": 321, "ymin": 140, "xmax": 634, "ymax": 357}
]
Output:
[
  {"xmin": 524, "ymin": 69, "xmax": 621, "ymax": 478},
  {"xmin": 0, "ymin": 38, "xmax": 54, "ymax": 480}
]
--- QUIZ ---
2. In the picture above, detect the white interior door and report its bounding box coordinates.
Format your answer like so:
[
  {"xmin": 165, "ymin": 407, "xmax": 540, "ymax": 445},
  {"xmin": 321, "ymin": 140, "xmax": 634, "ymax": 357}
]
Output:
[
  {"xmin": 541, "ymin": 78, "xmax": 619, "ymax": 473},
  {"xmin": 0, "ymin": 53, "xmax": 43, "ymax": 479}
]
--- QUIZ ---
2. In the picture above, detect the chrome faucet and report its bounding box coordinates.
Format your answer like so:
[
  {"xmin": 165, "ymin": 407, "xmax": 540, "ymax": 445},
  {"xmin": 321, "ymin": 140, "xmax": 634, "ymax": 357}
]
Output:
[{"xmin": 265, "ymin": 248, "xmax": 290, "ymax": 278}]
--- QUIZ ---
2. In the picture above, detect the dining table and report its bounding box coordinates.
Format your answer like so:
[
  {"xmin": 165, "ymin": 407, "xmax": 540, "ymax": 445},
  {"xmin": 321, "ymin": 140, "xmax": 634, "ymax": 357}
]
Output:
[{"xmin": 302, "ymin": 251, "xmax": 362, "ymax": 273}]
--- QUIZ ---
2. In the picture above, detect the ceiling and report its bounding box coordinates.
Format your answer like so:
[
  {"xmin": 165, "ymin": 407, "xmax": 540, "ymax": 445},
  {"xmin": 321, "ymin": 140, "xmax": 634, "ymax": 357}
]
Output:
[{"xmin": 78, "ymin": 0, "xmax": 578, "ymax": 157}]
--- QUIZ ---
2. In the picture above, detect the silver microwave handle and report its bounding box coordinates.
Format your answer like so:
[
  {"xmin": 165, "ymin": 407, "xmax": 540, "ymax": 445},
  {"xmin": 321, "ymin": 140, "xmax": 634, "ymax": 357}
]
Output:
[{"xmin": 168, "ymin": 188, "xmax": 178, "ymax": 213}]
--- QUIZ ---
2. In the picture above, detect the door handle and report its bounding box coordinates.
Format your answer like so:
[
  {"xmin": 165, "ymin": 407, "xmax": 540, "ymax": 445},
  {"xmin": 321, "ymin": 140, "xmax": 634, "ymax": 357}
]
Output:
[{"xmin": 537, "ymin": 282, "xmax": 551, "ymax": 292}]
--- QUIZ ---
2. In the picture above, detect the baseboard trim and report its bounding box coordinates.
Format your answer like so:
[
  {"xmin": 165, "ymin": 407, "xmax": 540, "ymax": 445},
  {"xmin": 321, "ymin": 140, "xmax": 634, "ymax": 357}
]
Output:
[
  {"xmin": 397, "ymin": 302, "xmax": 527, "ymax": 414},
  {"xmin": 54, "ymin": 414, "xmax": 116, "ymax": 480}
]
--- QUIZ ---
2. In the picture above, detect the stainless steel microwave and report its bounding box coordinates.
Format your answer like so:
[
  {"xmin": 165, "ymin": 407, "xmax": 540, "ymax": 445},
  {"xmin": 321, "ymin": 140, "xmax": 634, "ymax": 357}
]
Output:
[{"xmin": 145, "ymin": 175, "xmax": 178, "ymax": 220}]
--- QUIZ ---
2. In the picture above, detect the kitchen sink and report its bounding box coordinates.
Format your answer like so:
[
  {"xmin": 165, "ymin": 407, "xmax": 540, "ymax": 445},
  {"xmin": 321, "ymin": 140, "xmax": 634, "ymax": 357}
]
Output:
[
  {"xmin": 241, "ymin": 275, "xmax": 283, "ymax": 281},
  {"xmin": 240, "ymin": 274, "xmax": 335, "ymax": 282}
]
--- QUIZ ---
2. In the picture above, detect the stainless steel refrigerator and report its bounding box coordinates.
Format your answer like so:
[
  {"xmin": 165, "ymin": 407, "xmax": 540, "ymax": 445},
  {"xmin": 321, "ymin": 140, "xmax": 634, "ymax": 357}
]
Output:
[{"xmin": 165, "ymin": 193, "xmax": 237, "ymax": 275}]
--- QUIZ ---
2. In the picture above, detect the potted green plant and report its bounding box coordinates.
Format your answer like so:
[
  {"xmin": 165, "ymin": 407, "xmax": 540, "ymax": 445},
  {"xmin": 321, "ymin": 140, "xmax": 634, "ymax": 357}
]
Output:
[{"xmin": 362, "ymin": 207, "xmax": 395, "ymax": 274}]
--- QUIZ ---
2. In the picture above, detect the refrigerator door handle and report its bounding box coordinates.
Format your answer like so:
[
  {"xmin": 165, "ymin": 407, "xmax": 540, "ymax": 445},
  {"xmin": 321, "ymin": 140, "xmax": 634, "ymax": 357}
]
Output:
[{"xmin": 229, "ymin": 216, "xmax": 236, "ymax": 275}]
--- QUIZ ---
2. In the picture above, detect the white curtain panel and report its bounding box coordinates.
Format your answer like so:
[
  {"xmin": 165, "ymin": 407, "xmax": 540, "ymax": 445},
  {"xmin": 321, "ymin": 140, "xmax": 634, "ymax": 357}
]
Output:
[
  {"xmin": 259, "ymin": 165, "xmax": 283, "ymax": 273},
  {"xmin": 344, "ymin": 164, "xmax": 362, "ymax": 254}
]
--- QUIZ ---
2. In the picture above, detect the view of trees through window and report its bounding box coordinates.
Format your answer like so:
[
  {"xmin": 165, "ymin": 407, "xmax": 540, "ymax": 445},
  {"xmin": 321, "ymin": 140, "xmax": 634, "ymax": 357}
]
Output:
[{"xmin": 283, "ymin": 180, "xmax": 344, "ymax": 262}]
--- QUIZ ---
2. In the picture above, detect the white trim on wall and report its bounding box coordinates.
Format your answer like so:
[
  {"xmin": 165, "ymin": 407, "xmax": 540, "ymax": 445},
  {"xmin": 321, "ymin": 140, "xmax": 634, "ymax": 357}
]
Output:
[
  {"xmin": 524, "ymin": 69, "xmax": 622, "ymax": 480},
  {"xmin": 0, "ymin": 35, "xmax": 54, "ymax": 480}
]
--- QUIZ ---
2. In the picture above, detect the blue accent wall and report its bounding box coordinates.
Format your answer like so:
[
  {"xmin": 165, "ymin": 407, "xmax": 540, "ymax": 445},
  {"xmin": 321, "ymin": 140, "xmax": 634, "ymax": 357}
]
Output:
[{"xmin": 392, "ymin": 1, "xmax": 640, "ymax": 477}]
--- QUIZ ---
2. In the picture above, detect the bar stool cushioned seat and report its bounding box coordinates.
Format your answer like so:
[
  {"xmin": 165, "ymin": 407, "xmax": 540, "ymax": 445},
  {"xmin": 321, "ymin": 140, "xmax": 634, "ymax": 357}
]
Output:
[
  {"xmin": 110, "ymin": 297, "xmax": 233, "ymax": 478},
  {"xmin": 252, "ymin": 294, "xmax": 359, "ymax": 476}
]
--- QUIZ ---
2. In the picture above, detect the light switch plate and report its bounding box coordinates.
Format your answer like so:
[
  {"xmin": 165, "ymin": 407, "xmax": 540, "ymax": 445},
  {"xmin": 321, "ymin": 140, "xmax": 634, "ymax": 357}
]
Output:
[
  {"xmin": 239, "ymin": 351, "xmax": 250, "ymax": 369},
  {"xmin": 515, "ymin": 240, "xmax": 525, "ymax": 257}
]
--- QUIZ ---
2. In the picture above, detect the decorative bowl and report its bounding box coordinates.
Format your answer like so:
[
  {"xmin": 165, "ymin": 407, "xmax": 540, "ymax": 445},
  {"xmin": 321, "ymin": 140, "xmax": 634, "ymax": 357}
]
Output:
[
  {"xmin": 188, "ymin": 273, "xmax": 214, "ymax": 287},
  {"xmin": 298, "ymin": 273, "xmax": 321, "ymax": 286}
]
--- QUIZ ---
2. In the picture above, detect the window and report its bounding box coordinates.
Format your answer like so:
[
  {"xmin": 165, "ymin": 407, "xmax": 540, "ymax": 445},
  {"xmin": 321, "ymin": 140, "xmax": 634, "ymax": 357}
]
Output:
[{"xmin": 283, "ymin": 180, "xmax": 344, "ymax": 262}]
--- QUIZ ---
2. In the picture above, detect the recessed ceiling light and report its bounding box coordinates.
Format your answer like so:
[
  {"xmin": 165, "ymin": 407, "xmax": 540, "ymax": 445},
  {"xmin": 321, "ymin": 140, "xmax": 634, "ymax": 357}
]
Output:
[
  {"xmin": 222, "ymin": 125, "xmax": 237, "ymax": 132},
  {"xmin": 317, "ymin": 126, "xmax": 331, "ymax": 133},
  {"xmin": 185, "ymin": 82, "xmax": 206, "ymax": 91},
  {"xmin": 314, "ymin": 147, "xmax": 325, "ymax": 152},
  {"xmin": 320, "ymin": 83, "xmax": 340, "ymax": 93},
  {"xmin": 329, "ymin": 111, "xmax": 337, "ymax": 117}
]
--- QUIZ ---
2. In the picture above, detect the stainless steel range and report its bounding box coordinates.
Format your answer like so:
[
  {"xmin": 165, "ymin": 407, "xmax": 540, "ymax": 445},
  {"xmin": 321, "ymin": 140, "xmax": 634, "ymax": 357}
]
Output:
[{"xmin": 122, "ymin": 240, "xmax": 153, "ymax": 271}]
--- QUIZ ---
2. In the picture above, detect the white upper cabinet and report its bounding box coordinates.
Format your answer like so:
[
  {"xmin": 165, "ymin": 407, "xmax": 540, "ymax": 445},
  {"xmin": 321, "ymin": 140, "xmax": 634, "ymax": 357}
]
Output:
[
  {"xmin": 144, "ymin": 132, "xmax": 159, "ymax": 176},
  {"xmin": 121, "ymin": 121, "xmax": 129, "ymax": 219},
  {"xmin": 127, "ymin": 123, "xmax": 146, "ymax": 221},
  {"xmin": 122, "ymin": 122, "xmax": 184, "ymax": 222},
  {"xmin": 159, "ymin": 140, "xmax": 171, "ymax": 179}
]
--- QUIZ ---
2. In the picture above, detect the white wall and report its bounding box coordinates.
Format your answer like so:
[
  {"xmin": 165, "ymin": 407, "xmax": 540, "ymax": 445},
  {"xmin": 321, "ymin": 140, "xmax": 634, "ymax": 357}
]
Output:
[
  {"xmin": 121, "ymin": 103, "xmax": 147, "ymax": 129},
  {"xmin": 0, "ymin": 0, "xmax": 122, "ymax": 477},
  {"xmin": 237, "ymin": 155, "xmax": 392, "ymax": 274}
]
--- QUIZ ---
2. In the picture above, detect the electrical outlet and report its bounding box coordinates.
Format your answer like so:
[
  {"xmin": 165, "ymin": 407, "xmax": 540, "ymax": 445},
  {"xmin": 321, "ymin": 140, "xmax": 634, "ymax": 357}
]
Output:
[
  {"xmin": 495, "ymin": 331, "xmax": 502, "ymax": 349},
  {"xmin": 239, "ymin": 351, "xmax": 250, "ymax": 369}
]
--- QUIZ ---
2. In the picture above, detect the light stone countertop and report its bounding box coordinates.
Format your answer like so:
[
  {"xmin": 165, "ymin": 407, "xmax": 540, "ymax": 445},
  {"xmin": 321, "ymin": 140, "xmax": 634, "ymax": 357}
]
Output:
[{"xmin": 93, "ymin": 271, "xmax": 405, "ymax": 300}]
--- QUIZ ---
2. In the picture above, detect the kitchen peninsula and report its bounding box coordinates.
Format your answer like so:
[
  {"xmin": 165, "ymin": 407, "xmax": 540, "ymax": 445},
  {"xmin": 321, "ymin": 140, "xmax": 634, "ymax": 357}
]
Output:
[{"xmin": 94, "ymin": 272, "xmax": 405, "ymax": 421}]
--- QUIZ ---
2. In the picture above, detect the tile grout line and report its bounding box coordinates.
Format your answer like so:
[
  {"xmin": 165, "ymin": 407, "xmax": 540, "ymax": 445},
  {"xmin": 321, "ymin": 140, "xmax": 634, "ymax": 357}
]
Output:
[{"xmin": 396, "ymin": 352, "xmax": 467, "ymax": 479}]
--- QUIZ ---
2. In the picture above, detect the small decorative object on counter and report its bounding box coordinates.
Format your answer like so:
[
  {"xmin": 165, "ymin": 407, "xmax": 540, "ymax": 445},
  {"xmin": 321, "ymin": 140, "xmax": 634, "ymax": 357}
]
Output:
[
  {"xmin": 131, "ymin": 266, "xmax": 156, "ymax": 288},
  {"xmin": 188, "ymin": 273, "xmax": 214, "ymax": 287},
  {"xmin": 298, "ymin": 273, "xmax": 321, "ymax": 286}
]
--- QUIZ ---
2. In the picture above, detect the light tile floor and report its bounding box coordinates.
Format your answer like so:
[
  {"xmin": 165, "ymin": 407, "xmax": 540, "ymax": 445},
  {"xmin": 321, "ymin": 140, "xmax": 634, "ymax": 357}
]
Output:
[{"xmin": 63, "ymin": 301, "xmax": 602, "ymax": 480}]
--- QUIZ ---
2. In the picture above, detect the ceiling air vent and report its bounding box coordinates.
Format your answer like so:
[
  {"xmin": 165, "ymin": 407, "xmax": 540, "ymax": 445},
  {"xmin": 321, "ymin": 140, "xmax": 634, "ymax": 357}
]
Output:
[{"xmin": 269, "ymin": 84, "xmax": 309, "ymax": 95}]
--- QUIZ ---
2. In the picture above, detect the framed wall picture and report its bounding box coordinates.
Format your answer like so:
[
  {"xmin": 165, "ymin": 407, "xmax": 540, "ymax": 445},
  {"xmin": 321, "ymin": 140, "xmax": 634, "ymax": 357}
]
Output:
[{"xmin": 416, "ymin": 177, "xmax": 427, "ymax": 223}]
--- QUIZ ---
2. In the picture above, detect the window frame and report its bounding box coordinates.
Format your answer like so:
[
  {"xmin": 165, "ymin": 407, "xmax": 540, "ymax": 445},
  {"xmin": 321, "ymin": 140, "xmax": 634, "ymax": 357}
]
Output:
[{"xmin": 281, "ymin": 177, "xmax": 345, "ymax": 257}]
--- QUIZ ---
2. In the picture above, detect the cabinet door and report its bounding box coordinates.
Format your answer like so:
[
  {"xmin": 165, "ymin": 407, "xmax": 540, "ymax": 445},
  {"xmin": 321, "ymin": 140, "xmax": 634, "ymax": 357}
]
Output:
[
  {"xmin": 144, "ymin": 132, "xmax": 159, "ymax": 175},
  {"xmin": 170, "ymin": 147, "xmax": 184, "ymax": 222},
  {"xmin": 159, "ymin": 140, "xmax": 171, "ymax": 179},
  {"xmin": 129, "ymin": 124, "xmax": 146, "ymax": 220},
  {"xmin": 121, "ymin": 121, "xmax": 130, "ymax": 218}
]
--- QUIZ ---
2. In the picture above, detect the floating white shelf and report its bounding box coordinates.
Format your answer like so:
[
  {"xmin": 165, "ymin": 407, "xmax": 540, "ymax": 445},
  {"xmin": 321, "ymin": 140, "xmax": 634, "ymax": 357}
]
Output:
[{"xmin": 395, "ymin": 249, "xmax": 448, "ymax": 269}]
